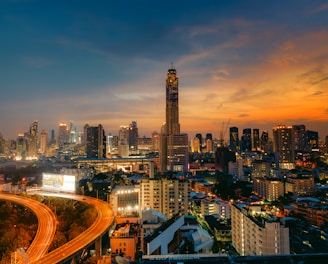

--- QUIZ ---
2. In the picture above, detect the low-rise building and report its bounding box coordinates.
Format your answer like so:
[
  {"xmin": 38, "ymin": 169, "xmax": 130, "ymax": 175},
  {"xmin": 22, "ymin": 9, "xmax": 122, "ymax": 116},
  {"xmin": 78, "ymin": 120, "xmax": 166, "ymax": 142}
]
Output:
[
  {"xmin": 253, "ymin": 178, "xmax": 284, "ymax": 201},
  {"xmin": 285, "ymin": 171, "xmax": 314, "ymax": 195},
  {"xmin": 110, "ymin": 222, "xmax": 139, "ymax": 262},
  {"xmin": 291, "ymin": 197, "xmax": 328, "ymax": 227},
  {"xmin": 231, "ymin": 203, "xmax": 290, "ymax": 256}
]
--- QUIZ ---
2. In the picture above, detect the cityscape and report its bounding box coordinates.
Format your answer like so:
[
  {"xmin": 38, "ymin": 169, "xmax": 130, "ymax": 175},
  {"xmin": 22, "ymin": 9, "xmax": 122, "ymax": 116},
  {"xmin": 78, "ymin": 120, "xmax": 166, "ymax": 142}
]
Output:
[{"xmin": 1, "ymin": 1, "xmax": 328, "ymax": 264}]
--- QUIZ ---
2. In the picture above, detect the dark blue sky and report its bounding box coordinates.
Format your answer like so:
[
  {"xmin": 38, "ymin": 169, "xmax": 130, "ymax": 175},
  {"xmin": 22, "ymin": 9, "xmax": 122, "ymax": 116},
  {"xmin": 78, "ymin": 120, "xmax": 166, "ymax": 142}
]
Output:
[{"xmin": 0, "ymin": 0, "xmax": 327, "ymax": 140}]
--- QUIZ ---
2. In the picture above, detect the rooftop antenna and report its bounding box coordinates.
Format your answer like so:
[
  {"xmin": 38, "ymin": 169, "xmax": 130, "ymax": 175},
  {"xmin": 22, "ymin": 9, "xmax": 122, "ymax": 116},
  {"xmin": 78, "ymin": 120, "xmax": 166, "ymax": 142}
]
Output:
[{"xmin": 170, "ymin": 61, "xmax": 175, "ymax": 69}]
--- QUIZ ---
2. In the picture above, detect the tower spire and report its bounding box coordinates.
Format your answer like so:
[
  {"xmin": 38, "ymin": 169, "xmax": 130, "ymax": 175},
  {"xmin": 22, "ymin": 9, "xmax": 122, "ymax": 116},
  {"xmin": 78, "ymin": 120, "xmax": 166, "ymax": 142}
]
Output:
[{"xmin": 170, "ymin": 61, "xmax": 174, "ymax": 69}]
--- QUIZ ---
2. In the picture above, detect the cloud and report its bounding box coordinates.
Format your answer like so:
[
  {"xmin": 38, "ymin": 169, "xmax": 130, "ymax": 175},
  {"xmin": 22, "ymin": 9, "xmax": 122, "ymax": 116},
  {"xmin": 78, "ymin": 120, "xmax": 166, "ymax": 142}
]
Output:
[
  {"xmin": 238, "ymin": 114, "xmax": 249, "ymax": 118},
  {"xmin": 312, "ymin": 91, "xmax": 323, "ymax": 96},
  {"xmin": 312, "ymin": 3, "xmax": 328, "ymax": 14},
  {"xmin": 279, "ymin": 41, "xmax": 295, "ymax": 51},
  {"xmin": 203, "ymin": 93, "xmax": 218, "ymax": 102},
  {"xmin": 22, "ymin": 56, "xmax": 55, "ymax": 68},
  {"xmin": 297, "ymin": 66, "xmax": 328, "ymax": 85},
  {"xmin": 212, "ymin": 69, "xmax": 230, "ymax": 81}
]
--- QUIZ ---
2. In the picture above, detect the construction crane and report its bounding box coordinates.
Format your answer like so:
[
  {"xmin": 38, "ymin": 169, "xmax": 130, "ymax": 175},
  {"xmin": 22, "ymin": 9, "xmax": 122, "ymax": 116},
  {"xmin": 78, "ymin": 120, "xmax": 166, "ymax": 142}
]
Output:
[{"xmin": 219, "ymin": 118, "xmax": 231, "ymax": 147}]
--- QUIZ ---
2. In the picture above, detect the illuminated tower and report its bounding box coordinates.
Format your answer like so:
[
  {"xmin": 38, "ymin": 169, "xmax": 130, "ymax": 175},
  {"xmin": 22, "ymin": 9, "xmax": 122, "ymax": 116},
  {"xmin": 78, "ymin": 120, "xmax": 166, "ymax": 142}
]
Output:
[
  {"xmin": 129, "ymin": 121, "xmax": 139, "ymax": 153},
  {"xmin": 273, "ymin": 125, "xmax": 294, "ymax": 169},
  {"xmin": 86, "ymin": 124, "xmax": 106, "ymax": 158},
  {"xmin": 241, "ymin": 128, "xmax": 252, "ymax": 152},
  {"xmin": 118, "ymin": 125, "xmax": 129, "ymax": 157},
  {"xmin": 252, "ymin": 128, "xmax": 260, "ymax": 151},
  {"xmin": 40, "ymin": 130, "xmax": 48, "ymax": 155},
  {"xmin": 27, "ymin": 120, "xmax": 38, "ymax": 158},
  {"xmin": 58, "ymin": 123, "xmax": 69, "ymax": 150},
  {"xmin": 160, "ymin": 65, "xmax": 188, "ymax": 173},
  {"xmin": 229, "ymin": 127, "xmax": 239, "ymax": 152},
  {"xmin": 292, "ymin": 125, "xmax": 306, "ymax": 152},
  {"xmin": 191, "ymin": 136, "xmax": 201, "ymax": 153},
  {"xmin": 164, "ymin": 67, "xmax": 180, "ymax": 135}
]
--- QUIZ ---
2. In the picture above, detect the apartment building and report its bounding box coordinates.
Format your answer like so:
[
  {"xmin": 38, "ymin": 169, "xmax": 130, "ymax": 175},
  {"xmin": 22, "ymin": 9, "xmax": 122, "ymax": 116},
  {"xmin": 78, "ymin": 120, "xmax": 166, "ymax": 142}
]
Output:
[{"xmin": 231, "ymin": 203, "xmax": 290, "ymax": 256}]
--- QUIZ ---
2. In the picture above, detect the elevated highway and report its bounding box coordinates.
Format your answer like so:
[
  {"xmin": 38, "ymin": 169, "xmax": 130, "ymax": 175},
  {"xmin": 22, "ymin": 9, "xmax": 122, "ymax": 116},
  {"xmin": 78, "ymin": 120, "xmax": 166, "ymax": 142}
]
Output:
[
  {"xmin": 0, "ymin": 194, "xmax": 57, "ymax": 263},
  {"xmin": 1, "ymin": 192, "xmax": 114, "ymax": 264},
  {"xmin": 32, "ymin": 192, "xmax": 114, "ymax": 264}
]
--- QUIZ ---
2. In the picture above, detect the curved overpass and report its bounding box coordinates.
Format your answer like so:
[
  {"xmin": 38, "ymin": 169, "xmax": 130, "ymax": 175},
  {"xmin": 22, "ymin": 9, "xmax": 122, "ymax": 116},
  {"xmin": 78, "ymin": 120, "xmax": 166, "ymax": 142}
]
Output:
[
  {"xmin": 32, "ymin": 192, "xmax": 114, "ymax": 264},
  {"xmin": 0, "ymin": 193, "xmax": 57, "ymax": 263}
]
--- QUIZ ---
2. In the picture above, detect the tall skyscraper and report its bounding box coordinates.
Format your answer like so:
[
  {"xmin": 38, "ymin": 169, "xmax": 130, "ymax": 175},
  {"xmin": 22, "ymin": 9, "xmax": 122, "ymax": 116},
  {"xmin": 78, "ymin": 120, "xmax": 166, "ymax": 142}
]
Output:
[
  {"xmin": 164, "ymin": 67, "xmax": 180, "ymax": 135},
  {"xmin": 260, "ymin": 131, "xmax": 269, "ymax": 152},
  {"xmin": 252, "ymin": 128, "xmax": 260, "ymax": 151},
  {"xmin": 229, "ymin": 127, "xmax": 239, "ymax": 152},
  {"xmin": 241, "ymin": 128, "xmax": 252, "ymax": 152},
  {"xmin": 292, "ymin": 125, "xmax": 306, "ymax": 152},
  {"xmin": 160, "ymin": 66, "xmax": 188, "ymax": 173},
  {"xmin": 16, "ymin": 134, "xmax": 26, "ymax": 159},
  {"xmin": 273, "ymin": 125, "xmax": 294, "ymax": 169},
  {"xmin": 27, "ymin": 120, "xmax": 38, "ymax": 158},
  {"xmin": 191, "ymin": 136, "xmax": 201, "ymax": 153},
  {"xmin": 58, "ymin": 123, "xmax": 69, "ymax": 150},
  {"xmin": 86, "ymin": 124, "xmax": 106, "ymax": 158},
  {"xmin": 118, "ymin": 125, "xmax": 129, "ymax": 157},
  {"xmin": 304, "ymin": 130, "xmax": 319, "ymax": 152},
  {"xmin": 128, "ymin": 121, "xmax": 138, "ymax": 153},
  {"xmin": 151, "ymin": 131, "xmax": 160, "ymax": 151},
  {"xmin": 195, "ymin": 133, "xmax": 202, "ymax": 150},
  {"xmin": 39, "ymin": 129, "xmax": 48, "ymax": 155}
]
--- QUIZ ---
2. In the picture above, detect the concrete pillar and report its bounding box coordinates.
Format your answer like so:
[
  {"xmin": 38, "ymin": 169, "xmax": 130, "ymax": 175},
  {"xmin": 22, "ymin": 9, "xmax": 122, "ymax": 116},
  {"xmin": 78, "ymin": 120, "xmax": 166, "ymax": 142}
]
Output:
[{"xmin": 95, "ymin": 236, "xmax": 102, "ymax": 258}]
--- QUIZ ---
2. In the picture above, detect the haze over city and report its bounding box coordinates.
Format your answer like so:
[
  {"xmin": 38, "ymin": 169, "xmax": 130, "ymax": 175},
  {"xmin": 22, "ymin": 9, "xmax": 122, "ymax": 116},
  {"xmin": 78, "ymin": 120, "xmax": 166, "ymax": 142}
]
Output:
[{"xmin": 0, "ymin": 0, "xmax": 327, "ymax": 140}]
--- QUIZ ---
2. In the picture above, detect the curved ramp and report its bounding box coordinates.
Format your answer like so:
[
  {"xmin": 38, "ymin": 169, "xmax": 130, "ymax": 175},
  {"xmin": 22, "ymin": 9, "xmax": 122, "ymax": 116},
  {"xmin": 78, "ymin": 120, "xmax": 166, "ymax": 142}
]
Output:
[
  {"xmin": 0, "ymin": 194, "xmax": 57, "ymax": 263},
  {"xmin": 32, "ymin": 193, "xmax": 114, "ymax": 264}
]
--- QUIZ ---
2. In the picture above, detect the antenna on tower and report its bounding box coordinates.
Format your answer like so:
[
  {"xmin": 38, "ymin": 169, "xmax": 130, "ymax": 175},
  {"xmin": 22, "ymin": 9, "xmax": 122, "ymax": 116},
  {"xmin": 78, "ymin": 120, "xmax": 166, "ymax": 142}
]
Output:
[{"xmin": 170, "ymin": 61, "xmax": 175, "ymax": 69}]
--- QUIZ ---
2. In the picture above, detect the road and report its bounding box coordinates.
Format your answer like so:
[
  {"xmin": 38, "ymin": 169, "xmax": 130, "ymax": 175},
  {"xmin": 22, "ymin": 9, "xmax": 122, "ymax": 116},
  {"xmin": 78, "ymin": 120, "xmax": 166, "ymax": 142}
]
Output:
[
  {"xmin": 31, "ymin": 192, "xmax": 114, "ymax": 264},
  {"xmin": 0, "ymin": 193, "xmax": 57, "ymax": 263}
]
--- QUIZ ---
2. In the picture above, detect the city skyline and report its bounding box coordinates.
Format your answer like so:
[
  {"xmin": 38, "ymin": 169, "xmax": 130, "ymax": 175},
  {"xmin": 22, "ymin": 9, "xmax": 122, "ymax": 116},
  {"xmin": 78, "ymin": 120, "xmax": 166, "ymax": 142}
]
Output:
[{"xmin": 0, "ymin": 1, "xmax": 327, "ymax": 140}]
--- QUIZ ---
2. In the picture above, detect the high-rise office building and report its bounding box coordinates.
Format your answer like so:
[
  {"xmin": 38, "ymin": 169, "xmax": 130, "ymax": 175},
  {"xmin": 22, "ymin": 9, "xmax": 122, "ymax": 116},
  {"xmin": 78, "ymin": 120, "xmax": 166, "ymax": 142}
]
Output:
[
  {"xmin": 260, "ymin": 131, "xmax": 269, "ymax": 152},
  {"xmin": 195, "ymin": 133, "xmax": 202, "ymax": 148},
  {"xmin": 39, "ymin": 130, "xmax": 48, "ymax": 155},
  {"xmin": 205, "ymin": 133, "xmax": 213, "ymax": 142},
  {"xmin": 241, "ymin": 128, "xmax": 252, "ymax": 152},
  {"xmin": 252, "ymin": 128, "xmax": 260, "ymax": 151},
  {"xmin": 16, "ymin": 134, "xmax": 26, "ymax": 159},
  {"xmin": 58, "ymin": 123, "xmax": 69, "ymax": 150},
  {"xmin": 85, "ymin": 124, "xmax": 106, "ymax": 158},
  {"xmin": 292, "ymin": 125, "xmax": 306, "ymax": 152},
  {"xmin": 118, "ymin": 125, "xmax": 129, "ymax": 157},
  {"xmin": 229, "ymin": 127, "xmax": 239, "ymax": 152},
  {"xmin": 27, "ymin": 120, "xmax": 38, "ymax": 158},
  {"xmin": 273, "ymin": 125, "xmax": 294, "ymax": 169},
  {"xmin": 69, "ymin": 120, "xmax": 78, "ymax": 143},
  {"xmin": 128, "ymin": 121, "xmax": 138, "ymax": 153},
  {"xmin": 304, "ymin": 130, "xmax": 319, "ymax": 152},
  {"xmin": 191, "ymin": 136, "xmax": 201, "ymax": 153},
  {"xmin": 159, "ymin": 66, "xmax": 188, "ymax": 173},
  {"xmin": 151, "ymin": 131, "xmax": 160, "ymax": 151}
]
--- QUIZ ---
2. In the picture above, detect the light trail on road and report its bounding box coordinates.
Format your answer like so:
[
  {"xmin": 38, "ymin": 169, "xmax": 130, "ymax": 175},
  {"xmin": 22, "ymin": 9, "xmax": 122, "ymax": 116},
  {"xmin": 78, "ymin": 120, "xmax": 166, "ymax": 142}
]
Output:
[
  {"xmin": 0, "ymin": 193, "xmax": 57, "ymax": 263},
  {"xmin": 31, "ymin": 192, "xmax": 114, "ymax": 264}
]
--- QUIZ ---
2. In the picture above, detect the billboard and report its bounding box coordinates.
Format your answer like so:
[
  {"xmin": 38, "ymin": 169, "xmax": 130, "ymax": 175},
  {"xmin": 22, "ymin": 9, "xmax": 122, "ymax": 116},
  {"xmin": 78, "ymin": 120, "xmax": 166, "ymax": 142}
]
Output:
[{"xmin": 42, "ymin": 173, "xmax": 76, "ymax": 193}]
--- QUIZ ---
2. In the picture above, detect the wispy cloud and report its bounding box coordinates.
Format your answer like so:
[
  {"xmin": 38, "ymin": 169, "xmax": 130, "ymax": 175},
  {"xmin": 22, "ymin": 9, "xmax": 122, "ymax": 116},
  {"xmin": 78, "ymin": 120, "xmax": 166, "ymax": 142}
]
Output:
[
  {"xmin": 21, "ymin": 56, "xmax": 55, "ymax": 68},
  {"xmin": 297, "ymin": 66, "xmax": 328, "ymax": 85},
  {"xmin": 312, "ymin": 3, "xmax": 328, "ymax": 14}
]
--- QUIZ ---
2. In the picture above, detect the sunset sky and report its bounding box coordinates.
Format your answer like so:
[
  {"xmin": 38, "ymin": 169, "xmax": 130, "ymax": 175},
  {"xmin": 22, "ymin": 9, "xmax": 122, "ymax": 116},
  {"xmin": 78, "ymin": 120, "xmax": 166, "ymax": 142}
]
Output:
[{"xmin": 0, "ymin": 0, "xmax": 327, "ymax": 141}]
